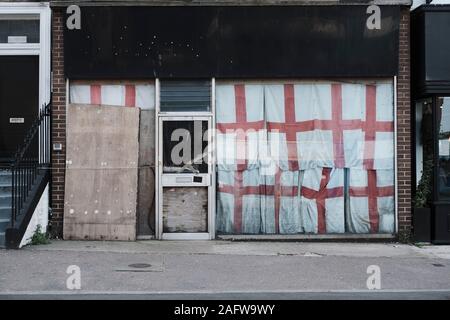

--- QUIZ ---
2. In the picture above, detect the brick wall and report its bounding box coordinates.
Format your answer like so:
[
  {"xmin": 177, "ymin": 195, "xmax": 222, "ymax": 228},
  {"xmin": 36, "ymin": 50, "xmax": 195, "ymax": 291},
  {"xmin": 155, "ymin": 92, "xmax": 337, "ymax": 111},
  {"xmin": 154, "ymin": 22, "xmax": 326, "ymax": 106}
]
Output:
[
  {"xmin": 396, "ymin": 7, "xmax": 412, "ymax": 235},
  {"xmin": 50, "ymin": 9, "xmax": 66, "ymax": 237}
]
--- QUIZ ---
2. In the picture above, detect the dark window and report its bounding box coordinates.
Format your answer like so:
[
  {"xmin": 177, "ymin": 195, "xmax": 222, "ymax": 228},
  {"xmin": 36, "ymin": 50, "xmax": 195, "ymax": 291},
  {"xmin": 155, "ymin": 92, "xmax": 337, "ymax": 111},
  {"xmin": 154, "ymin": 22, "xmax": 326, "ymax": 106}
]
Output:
[
  {"xmin": 160, "ymin": 80, "xmax": 211, "ymax": 112},
  {"xmin": 162, "ymin": 120, "xmax": 209, "ymax": 174},
  {"xmin": 0, "ymin": 18, "xmax": 40, "ymax": 43},
  {"xmin": 437, "ymin": 97, "xmax": 450, "ymax": 200}
]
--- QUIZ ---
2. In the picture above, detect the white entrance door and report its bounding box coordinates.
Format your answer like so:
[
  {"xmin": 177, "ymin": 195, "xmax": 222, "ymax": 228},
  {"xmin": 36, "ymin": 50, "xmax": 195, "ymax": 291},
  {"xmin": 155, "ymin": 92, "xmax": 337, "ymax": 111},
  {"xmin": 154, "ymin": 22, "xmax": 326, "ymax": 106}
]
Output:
[{"xmin": 155, "ymin": 79, "xmax": 216, "ymax": 240}]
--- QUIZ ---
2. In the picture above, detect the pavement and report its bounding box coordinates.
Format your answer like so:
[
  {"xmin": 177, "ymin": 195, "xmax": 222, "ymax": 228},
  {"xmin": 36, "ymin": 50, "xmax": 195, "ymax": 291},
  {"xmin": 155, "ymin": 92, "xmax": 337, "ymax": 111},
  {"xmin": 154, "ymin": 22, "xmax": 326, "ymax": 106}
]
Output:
[{"xmin": 0, "ymin": 240, "xmax": 449, "ymax": 299}]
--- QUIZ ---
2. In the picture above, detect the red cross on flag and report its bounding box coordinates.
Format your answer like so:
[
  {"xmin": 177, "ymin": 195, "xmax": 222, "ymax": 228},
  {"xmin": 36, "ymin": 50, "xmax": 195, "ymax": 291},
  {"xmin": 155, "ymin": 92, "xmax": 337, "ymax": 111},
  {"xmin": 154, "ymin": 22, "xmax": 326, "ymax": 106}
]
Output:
[
  {"xmin": 348, "ymin": 168, "xmax": 395, "ymax": 233},
  {"xmin": 217, "ymin": 168, "xmax": 264, "ymax": 234},
  {"xmin": 300, "ymin": 167, "xmax": 345, "ymax": 234},
  {"xmin": 69, "ymin": 82, "xmax": 155, "ymax": 109},
  {"xmin": 265, "ymin": 83, "xmax": 394, "ymax": 170},
  {"xmin": 216, "ymin": 83, "xmax": 265, "ymax": 172},
  {"xmin": 217, "ymin": 167, "xmax": 301, "ymax": 234},
  {"xmin": 261, "ymin": 168, "xmax": 300, "ymax": 234}
]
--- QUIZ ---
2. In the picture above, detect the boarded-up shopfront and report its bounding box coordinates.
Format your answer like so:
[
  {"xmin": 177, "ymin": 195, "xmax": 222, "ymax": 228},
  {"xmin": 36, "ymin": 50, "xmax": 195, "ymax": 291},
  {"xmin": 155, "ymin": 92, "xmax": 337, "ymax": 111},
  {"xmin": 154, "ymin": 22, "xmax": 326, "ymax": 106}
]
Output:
[{"xmin": 50, "ymin": 2, "xmax": 412, "ymax": 240}]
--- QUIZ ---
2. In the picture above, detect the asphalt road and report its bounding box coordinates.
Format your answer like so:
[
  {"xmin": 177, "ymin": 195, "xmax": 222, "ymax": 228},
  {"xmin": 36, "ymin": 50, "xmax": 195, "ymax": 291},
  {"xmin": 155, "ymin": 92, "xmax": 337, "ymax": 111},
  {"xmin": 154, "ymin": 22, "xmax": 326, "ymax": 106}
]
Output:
[{"xmin": 2, "ymin": 290, "xmax": 450, "ymax": 300}]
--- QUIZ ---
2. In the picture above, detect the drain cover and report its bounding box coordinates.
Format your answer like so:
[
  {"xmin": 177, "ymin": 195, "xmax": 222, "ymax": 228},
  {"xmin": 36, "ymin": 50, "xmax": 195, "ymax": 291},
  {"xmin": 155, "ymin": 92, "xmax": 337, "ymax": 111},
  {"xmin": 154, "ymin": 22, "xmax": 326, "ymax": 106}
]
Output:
[{"xmin": 128, "ymin": 263, "xmax": 152, "ymax": 269}]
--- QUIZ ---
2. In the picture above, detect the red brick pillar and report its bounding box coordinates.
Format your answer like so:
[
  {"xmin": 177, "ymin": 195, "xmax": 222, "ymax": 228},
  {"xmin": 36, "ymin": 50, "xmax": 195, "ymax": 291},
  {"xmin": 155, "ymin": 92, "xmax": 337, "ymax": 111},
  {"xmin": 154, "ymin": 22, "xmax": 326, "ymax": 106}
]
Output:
[
  {"xmin": 396, "ymin": 7, "xmax": 412, "ymax": 239},
  {"xmin": 50, "ymin": 9, "xmax": 66, "ymax": 238}
]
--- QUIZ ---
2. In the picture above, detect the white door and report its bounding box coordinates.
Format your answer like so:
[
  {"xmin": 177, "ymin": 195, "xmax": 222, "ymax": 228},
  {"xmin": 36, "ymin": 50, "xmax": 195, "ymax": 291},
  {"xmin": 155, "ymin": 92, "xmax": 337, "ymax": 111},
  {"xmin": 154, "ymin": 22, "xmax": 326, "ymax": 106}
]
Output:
[{"xmin": 155, "ymin": 80, "xmax": 215, "ymax": 240}]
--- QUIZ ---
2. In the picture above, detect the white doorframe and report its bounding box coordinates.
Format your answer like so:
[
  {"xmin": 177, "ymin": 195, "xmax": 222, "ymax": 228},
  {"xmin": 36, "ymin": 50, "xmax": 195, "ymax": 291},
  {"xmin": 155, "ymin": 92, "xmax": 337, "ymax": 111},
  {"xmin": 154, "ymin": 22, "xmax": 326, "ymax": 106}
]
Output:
[
  {"xmin": 210, "ymin": 78, "xmax": 216, "ymax": 240},
  {"xmin": 393, "ymin": 76, "xmax": 399, "ymax": 234},
  {"xmin": 155, "ymin": 79, "xmax": 216, "ymax": 240},
  {"xmin": 0, "ymin": 2, "xmax": 52, "ymax": 109}
]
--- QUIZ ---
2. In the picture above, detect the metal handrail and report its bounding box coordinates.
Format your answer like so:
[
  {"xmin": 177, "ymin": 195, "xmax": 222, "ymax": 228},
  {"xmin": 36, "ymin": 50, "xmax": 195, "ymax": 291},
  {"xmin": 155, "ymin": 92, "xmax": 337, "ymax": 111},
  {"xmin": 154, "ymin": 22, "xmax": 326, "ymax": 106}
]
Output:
[{"xmin": 10, "ymin": 102, "xmax": 51, "ymax": 228}]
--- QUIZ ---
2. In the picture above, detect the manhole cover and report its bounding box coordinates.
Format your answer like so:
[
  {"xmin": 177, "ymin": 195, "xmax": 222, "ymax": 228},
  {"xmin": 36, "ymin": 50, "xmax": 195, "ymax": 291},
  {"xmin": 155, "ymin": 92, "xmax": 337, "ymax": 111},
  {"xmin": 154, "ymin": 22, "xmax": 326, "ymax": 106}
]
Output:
[
  {"xmin": 432, "ymin": 263, "xmax": 445, "ymax": 267},
  {"xmin": 128, "ymin": 263, "xmax": 152, "ymax": 269}
]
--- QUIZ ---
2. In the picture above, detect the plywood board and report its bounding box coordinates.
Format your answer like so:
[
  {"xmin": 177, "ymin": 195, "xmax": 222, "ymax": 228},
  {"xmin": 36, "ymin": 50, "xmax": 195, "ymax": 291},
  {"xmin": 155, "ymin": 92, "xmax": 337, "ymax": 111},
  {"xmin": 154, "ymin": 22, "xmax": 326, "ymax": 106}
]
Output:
[
  {"xmin": 163, "ymin": 187, "xmax": 208, "ymax": 233},
  {"xmin": 63, "ymin": 104, "xmax": 139, "ymax": 241}
]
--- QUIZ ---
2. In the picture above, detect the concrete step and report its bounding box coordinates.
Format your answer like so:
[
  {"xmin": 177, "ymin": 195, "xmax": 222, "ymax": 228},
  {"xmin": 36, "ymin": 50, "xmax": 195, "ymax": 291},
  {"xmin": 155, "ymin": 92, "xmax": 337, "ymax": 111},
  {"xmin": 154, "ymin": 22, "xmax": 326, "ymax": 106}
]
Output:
[
  {"xmin": 0, "ymin": 187, "xmax": 11, "ymax": 195},
  {"xmin": 0, "ymin": 218, "xmax": 10, "ymax": 232},
  {"xmin": 0, "ymin": 196, "xmax": 11, "ymax": 207},
  {"xmin": 0, "ymin": 232, "xmax": 5, "ymax": 248},
  {"xmin": 0, "ymin": 207, "xmax": 10, "ymax": 219},
  {"xmin": 0, "ymin": 185, "xmax": 11, "ymax": 194},
  {"xmin": 0, "ymin": 172, "xmax": 11, "ymax": 185}
]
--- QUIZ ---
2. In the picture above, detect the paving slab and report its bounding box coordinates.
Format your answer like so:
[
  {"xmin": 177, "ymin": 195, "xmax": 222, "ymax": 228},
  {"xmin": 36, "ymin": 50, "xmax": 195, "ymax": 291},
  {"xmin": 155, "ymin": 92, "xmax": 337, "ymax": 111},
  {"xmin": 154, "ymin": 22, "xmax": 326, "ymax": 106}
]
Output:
[{"xmin": 25, "ymin": 240, "xmax": 430, "ymax": 258}]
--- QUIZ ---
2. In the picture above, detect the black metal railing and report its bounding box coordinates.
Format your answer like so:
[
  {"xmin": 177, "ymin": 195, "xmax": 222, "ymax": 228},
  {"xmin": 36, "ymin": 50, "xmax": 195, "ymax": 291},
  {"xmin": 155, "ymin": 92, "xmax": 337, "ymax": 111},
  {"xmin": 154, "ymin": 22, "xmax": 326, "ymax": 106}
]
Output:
[{"xmin": 10, "ymin": 102, "xmax": 51, "ymax": 227}]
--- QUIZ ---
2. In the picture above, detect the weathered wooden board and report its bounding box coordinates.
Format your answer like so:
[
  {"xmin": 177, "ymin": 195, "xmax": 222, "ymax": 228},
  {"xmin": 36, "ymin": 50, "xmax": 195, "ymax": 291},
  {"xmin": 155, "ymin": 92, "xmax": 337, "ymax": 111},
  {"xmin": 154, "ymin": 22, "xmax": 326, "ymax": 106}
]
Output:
[
  {"xmin": 163, "ymin": 187, "xmax": 208, "ymax": 233},
  {"xmin": 137, "ymin": 109, "xmax": 155, "ymax": 236},
  {"xmin": 138, "ymin": 110, "xmax": 155, "ymax": 168},
  {"xmin": 63, "ymin": 104, "xmax": 139, "ymax": 241}
]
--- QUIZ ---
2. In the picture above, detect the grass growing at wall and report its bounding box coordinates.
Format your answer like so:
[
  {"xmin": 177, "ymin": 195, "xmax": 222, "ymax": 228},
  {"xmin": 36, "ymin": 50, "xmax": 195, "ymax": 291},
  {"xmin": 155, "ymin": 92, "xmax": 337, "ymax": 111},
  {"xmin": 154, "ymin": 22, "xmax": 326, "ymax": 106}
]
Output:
[
  {"xmin": 30, "ymin": 225, "xmax": 51, "ymax": 245},
  {"xmin": 414, "ymin": 158, "xmax": 433, "ymax": 208},
  {"xmin": 398, "ymin": 229, "xmax": 413, "ymax": 244}
]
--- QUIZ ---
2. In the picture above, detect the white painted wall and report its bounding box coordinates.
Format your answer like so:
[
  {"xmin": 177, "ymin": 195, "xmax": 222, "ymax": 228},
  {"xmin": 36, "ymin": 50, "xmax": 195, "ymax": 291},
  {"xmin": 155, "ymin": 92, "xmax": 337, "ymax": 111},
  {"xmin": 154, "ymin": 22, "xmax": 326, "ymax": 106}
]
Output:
[
  {"xmin": 19, "ymin": 184, "xmax": 49, "ymax": 248},
  {"xmin": 412, "ymin": 0, "xmax": 426, "ymax": 9},
  {"xmin": 412, "ymin": 0, "xmax": 450, "ymax": 10}
]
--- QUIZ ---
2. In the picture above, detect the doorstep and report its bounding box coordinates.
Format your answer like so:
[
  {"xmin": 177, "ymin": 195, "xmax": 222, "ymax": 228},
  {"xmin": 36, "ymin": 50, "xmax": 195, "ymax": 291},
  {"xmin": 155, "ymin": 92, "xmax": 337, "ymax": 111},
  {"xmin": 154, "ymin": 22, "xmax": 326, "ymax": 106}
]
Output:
[{"xmin": 217, "ymin": 234, "xmax": 397, "ymax": 242}]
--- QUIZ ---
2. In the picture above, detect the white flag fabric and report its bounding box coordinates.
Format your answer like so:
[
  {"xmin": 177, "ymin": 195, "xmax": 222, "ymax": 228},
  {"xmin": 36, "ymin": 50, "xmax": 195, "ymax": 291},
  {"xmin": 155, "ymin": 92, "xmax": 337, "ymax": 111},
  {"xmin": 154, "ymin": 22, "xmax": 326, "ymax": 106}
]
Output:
[
  {"xmin": 216, "ymin": 83, "xmax": 265, "ymax": 172},
  {"xmin": 300, "ymin": 167, "xmax": 345, "ymax": 234},
  {"xmin": 70, "ymin": 81, "xmax": 155, "ymax": 110},
  {"xmin": 216, "ymin": 81, "xmax": 395, "ymax": 235},
  {"xmin": 348, "ymin": 168, "xmax": 395, "ymax": 234}
]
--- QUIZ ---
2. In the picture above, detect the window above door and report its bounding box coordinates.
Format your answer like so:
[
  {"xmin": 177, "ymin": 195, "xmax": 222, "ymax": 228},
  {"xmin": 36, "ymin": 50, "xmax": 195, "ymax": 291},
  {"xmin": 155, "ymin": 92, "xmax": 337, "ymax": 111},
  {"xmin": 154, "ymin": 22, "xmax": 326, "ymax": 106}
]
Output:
[
  {"xmin": 0, "ymin": 15, "xmax": 40, "ymax": 44},
  {"xmin": 159, "ymin": 80, "xmax": 212, "ymax": 113},
  {"xmin": 0, "ymin": 4, "xmax": 50, "ymax": 56},
  {"xmin": 0, "ymin": 3, "xmax": 51, "ymax": 108}
]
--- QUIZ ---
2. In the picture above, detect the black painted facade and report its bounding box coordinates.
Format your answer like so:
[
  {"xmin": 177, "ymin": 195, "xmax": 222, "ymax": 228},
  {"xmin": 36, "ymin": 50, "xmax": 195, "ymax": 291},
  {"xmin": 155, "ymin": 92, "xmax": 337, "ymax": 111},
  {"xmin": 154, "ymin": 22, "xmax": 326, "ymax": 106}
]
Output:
[
  {"xmin": 412, "ymin": 4, "xmax": 450, "ymax": 244},
  {"xmin": 64, "ymin": 5, "xmax": 400, "ymax": 79}
]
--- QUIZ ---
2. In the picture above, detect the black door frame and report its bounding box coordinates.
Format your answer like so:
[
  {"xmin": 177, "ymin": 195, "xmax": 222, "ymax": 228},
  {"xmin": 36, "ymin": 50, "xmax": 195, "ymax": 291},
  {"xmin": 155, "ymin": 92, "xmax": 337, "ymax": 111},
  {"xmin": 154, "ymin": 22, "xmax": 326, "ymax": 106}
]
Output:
[{"xmin": 413, "ymin": 94, "xmax": 450, "ymax": 244}]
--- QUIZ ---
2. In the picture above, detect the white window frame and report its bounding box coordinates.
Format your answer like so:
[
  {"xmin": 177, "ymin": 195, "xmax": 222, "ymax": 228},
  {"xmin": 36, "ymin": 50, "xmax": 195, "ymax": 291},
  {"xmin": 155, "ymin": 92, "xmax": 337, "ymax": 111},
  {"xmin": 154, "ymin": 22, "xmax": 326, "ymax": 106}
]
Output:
[{"xmin": 393, "ymin": 75, "xmax": 399, "ymax": 235}]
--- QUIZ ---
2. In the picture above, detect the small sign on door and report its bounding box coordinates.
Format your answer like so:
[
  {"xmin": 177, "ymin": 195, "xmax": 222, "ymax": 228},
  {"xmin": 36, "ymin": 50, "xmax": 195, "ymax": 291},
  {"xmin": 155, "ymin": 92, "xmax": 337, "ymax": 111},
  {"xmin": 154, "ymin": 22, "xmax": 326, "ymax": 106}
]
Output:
[
  {"xmin": 8, "ymin": 36, "xmax": 27, "ymax": 44},
  {"xmin": 10, "ymin": 118, "xmax": 25, "ymax": 124}
]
